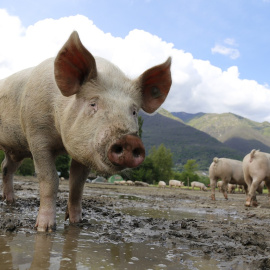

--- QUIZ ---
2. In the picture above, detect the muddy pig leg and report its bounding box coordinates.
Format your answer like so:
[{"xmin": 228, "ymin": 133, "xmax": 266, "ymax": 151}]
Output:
[
  {"xmin": 245, "ymin": 179, "xmax": 260, "ymax": 207},
  {"xmin": 65, "ymin": 159, "xmax": 90, "ymax": 223},
  {"xmin": 1, "ymin": 153, "xmax": 22, "ymax": 203},
  {"xmin": 210, "ymin": 178, "xmax": 216, "ymax": 200},
  {"xmin": 33, "ymin": 150, "xmax": 59, "ymax": 232},
  {"xmin": 221, "ymin": 179, "xmax": 228, "ymax": 200}
]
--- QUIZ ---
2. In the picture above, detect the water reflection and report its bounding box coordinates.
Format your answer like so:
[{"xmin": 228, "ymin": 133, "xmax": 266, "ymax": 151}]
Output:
[{"xmin": 0, "ymin": 224, "xmax": 221, "ymax": 270}]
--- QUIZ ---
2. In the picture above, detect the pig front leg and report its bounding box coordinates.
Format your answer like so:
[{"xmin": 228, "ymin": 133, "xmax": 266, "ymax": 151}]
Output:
[
  {"xmin": 1, "ymin": 153, "xmax": 22, "ymax": 203},
  {"xmin": 65, "ymin": 159, "xmax": 90, "ymax": 223},
  {"xmin": 34, "ymin": 151, "xmax": 59, "ymax": 232}
]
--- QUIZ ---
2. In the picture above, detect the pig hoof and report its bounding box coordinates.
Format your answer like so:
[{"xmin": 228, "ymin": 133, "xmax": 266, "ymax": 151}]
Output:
[
  {"xmin": 245, "ymin": 202, "xmax": 251, "ymax": 207},
  {"xmin": 252, "ymin": 201, "xmax": 259, "ymax": 207},
  {"xmin": 35, "ymin": 224, "xmax": 56, "ymax": 232}
]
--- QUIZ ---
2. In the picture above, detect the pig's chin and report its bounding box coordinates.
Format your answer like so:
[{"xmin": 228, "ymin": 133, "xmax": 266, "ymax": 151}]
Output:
[{"xmin": 89, "ymin": 152, "xmax": 125, "ymax": 175}]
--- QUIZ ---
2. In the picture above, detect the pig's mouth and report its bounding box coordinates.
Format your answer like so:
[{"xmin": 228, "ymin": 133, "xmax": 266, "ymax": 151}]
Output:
[{"xmin": 107, "ymin": 134, "xmax": 145, "ymax": 170}]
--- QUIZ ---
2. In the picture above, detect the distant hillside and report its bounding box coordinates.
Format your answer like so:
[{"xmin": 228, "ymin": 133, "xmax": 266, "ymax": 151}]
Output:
[
  {"xmin": 171, "ymin": 112, "xmax": 205, "ymax": 122},
  {"xmin": 179, "ymin": 112, "xmax": 270, "ymax": 155},
  {"xmin": 140, "ymin": 111, "xmax": 243, "ymax": 170}
]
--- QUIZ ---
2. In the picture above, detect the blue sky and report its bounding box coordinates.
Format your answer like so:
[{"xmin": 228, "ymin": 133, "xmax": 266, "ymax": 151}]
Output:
[{"xmin": 1, "ymin": 0, "xmax": 270, "ymax": 122}]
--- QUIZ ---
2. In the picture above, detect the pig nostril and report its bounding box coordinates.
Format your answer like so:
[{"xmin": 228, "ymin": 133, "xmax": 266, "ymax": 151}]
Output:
[
  {"xmin": 133, "ymin": 148, "xmax": 142, "ymax": 158},
  {"xmin": 112, "ymin": 144, "xmax": 123, "ymax": 155}
]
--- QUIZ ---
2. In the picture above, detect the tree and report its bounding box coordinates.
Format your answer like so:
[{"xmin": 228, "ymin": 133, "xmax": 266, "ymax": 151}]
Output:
[
  {"xmin": 181, "ymin": 159, "xmax": 199, "ymax": 186},
  {"xmin": 17, "ymin": 158, "xmax": 35, "ymax": 176},
  {"xmin": 149, "ymin": 144, "xmax": 173, "ymax": 182},
  {"xmin": 184, "ymin": 159, "xmax": 198, "ymax": 174},
  {"xmin": 129, "ymin": 156, "xmax": 155, "ymax": 183},
  {"xmin": 55, "ymin": 154, "xmax": 71, "ymax": 178},
  {"xmin": 138, "ymin": 116, "xmax": 143, "ymax": 138}
]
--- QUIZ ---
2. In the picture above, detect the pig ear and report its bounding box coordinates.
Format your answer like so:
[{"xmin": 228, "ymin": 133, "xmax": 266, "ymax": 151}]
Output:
[
  {"xmin": 54, "ymin": 31, "xmax": 97, "ymax": 97},
  {"xmin": 139, "ymin": 57, "xmax": 172, "ymax": 113}
]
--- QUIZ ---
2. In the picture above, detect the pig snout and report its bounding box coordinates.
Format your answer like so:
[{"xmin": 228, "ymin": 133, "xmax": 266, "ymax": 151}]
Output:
[{"xmin": 108, "ymin": 134, "xmax": 145, "ymax": 168}]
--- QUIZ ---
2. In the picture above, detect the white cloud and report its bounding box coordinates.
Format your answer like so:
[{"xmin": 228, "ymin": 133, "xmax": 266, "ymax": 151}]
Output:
[
  {"xmin": 1, "ymin": 9, "xmax": 270, "ymax": 123},
  {"xmin": 211, "ymin": 44, "xmax": 240, "ymax": 59}
]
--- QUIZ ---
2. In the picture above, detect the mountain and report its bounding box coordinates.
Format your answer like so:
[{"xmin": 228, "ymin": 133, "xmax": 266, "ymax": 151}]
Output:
[
  {"xmin": 171, "ymin": 112, "xmax": 205, "ymax": 122},
  {"xmin": 140, "ymin": 111, "xmax": 242, "ymax": 170},
  {"xmin": 171, "ymin": 112, "xmax": 270, "ymax": 155}
]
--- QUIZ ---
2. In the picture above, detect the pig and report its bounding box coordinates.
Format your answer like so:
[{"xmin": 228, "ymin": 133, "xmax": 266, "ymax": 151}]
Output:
[
  {"xmin": 169, "ymin": 180, "xmax": 184, "ymax": 188},
  {"xmin": 243, "ymin": 150, "xmax": 270, "ymax": 207},
  {"xmin": 135, "ymin": 181, "xmax": 149, "ymax": 187},
  {"xmin": 191, "ymin": 181, "xmax": 207, "ymax": 191},
  {"xmin": 0, "ymin": 31, "xmax": 172, "ymax": 231},
  {"xmin": 228, "ymin": 184, "xmax": 236, "ymax": 194},
  {"xmin": 126, "ymin": 180, "xmax": 135, "ymax": 186},
  {"xmin": 114, "ymin": 180, "xmax": 126, "ymax": 185},
  {"xmin": 158, "ymin": 181, "xmax": 166, "ymax": 188},
  {"xmin": 217, "ymin": 180, "xmax": 223, "ymax": 192},
  {"xmin": 209, "ymin": 157, "xmax": 248, "ymax": 201}
]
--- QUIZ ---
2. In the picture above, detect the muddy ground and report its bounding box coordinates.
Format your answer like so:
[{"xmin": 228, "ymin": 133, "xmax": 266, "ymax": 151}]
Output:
[{"xmin": 1, "ymin": 176, "xmax": 270, "ymax": 269}]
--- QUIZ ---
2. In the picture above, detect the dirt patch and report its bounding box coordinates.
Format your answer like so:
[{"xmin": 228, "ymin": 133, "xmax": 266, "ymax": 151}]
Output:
[{"xmin": 1, "ymin": 176, "xmax": 270, "ymax": 269}]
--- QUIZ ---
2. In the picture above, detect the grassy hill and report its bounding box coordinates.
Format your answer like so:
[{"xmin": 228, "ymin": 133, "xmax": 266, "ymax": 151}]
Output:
[
  {"xmin": 171, "ymin": 112, "xmax": 270, "ymax": 155},
  {"xmin": 140, "ymin": 111, "xmax": 243, "ymax": 170}
]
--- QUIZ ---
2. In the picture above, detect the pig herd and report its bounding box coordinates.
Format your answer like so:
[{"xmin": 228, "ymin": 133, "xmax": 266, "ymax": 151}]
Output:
[{"xmin": 209, "ymin": 149, "xmax": 270, "ymax": 207}]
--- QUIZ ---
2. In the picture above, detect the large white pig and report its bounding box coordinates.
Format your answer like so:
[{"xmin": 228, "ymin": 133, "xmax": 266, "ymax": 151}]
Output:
[
  {"xmin": 0, "ymin": 31, "xmax": 172, "ymax": 231},
  {"xmin": 209, "ymin": 157, "xmax": 248, "ymax": 200},
  {"xmin": 243, "ymin": 150, "xmax": 270, "ymax": 207}
]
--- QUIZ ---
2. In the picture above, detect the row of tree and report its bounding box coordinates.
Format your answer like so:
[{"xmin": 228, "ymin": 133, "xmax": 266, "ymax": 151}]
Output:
[{"xmin": 128, "ymin": 143, "xmax": 208, "ymax": 186}]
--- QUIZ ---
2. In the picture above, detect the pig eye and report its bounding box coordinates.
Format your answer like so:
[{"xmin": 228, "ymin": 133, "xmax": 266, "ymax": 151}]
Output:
[
  {"xmin": 133, "ymin": 110, "xmax": 137, "ymax": 116},
  {"xmin": 89, "ymin": 101, "xmax": 98, "ymax": 113}
]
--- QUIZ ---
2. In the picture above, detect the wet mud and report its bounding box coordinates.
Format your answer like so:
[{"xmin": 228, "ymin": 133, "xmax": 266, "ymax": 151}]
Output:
[{"xmin": 1, "ymin": 176, "xmax": 270, "ymax": 269}]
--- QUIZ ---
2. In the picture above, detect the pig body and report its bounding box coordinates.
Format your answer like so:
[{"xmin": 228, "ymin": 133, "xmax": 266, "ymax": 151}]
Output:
[
  {"xmin": 158, "ymin": 181, "xmax": 166, "ymax": 188},
  {"xmin": 209, "ymin": 157, "xmax": 248, "ymax": 200},
  {"xmin": 126, "ymin": 180, "xmax": 135, "ymax": 186},
  {"xmin": 169, "ymin": 180, "xmax": 184, "ymax": 188},
  {"xmin": 243, "ymin": 150, "xmax": 270, "ymax": 207},
  {"xmin": 191, "ymin": 181, "xmax": 207, "ymax": 191},
  {"xmin": 0, "ymin": 31, "xmax": 172, "ymax": 231}
]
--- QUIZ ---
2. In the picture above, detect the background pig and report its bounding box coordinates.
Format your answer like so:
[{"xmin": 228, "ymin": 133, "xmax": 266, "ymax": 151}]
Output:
[
  {"xmin": 0, "ymin": 31, "xmax": 172, "ymax": 231},
  {"xmin": 158, "ymin": 181, "xmax": 166, "ymax": 188},
  {"xmin": 169, "ymin": 180, "xmax": 184, "ymax": 188},
  {"xmin": 243, "ymin": 150, "xmax": 270, "ymax": 207},
  {"xmin": 209, "ymin": 157, "xmax": 248, "ymax": 200},
  {"xmin": 191, "ymin": 181, "xmax": 207, "ymax": 191}
]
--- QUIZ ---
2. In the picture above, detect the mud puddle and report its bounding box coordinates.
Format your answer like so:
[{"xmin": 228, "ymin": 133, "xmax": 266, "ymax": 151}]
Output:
[
  {"xmin": 0, "ymin": 228, "xmax": 221, "ymax": 270},
  {"xmin": 1, "ymin": 177, "xmax": 270, "ymax": 269}
]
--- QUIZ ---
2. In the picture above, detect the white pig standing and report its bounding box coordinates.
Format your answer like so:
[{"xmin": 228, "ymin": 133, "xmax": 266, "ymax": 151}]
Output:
[
  {"xmin": 169, "ymin": 180, "xmax": 184, "ymax": 188},
  {"xmin": 191, "ymin": 181, "xmax": 207, "ymax": 191},
  {"xmin": 209, "ymin": 157, "xmax": 248, "ymax": 201},
  {"xmin": 158, "ymin": 181, "xmax": 166, "ymax": 188},
  {"xmin": 243, "ymin": 150, "xmax": 270, "ymax": 207},
  {"xmin": 0, "ymin": 31, "xmax": 172, "ymax": 231}
]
